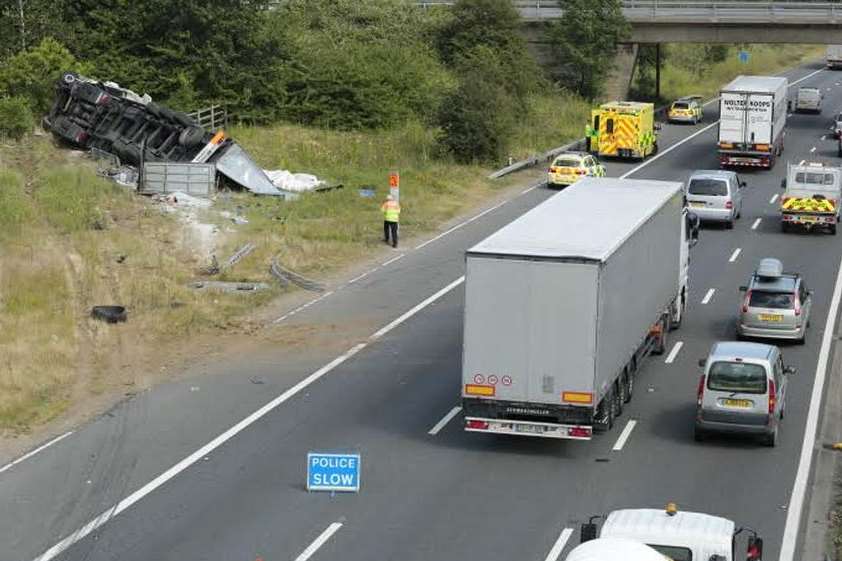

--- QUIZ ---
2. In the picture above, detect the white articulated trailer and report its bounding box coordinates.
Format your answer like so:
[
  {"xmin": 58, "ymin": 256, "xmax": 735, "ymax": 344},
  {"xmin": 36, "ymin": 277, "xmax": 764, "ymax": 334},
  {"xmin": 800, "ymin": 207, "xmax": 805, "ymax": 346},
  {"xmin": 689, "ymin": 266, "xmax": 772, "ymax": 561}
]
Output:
[
  {"xmin": 718, "ymin": 75, "xmax": 788, "ymax": 168},
  {"xmin": 461, "ymin": 178, "xmax": 698, "ymax": 440}
]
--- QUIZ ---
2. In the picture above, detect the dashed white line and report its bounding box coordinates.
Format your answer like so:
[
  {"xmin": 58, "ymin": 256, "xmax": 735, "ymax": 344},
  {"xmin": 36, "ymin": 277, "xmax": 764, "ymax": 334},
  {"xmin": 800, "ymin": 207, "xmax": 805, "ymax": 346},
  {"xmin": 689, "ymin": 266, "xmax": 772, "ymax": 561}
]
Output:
[
  {"xmin": 701, "ymin": 288, "xmax": 715, "ymax": 305},
  {"xmin": 810, "ymin": 146, "xmax": 817, "ymax": 153},
  {"xmin": 414, "ymin": 198, "xmax": 511, "ymax": 251},
  {"xmin": 544, "ymin": 528, "xmax": 574, "ymax": 561},
  {"xmin": 822, "ymin": 135, "xmax": 828, "ymax": 141},
  {"xmin": 381, "ymin": 254, "xmax": 404, "ymax": 267},
  {"xmin": 32, "ymin": 276, "xmax": 467, "ymax": 561},
  {"xmin": 780, "ymin": 257, "xmax": 842, "ymax": 561},
  {"xmin": 752, "ymin": 218, "xmax": 762, "ymax": 230},
  {"xmin": 612, "ymin": 420, "xmax": 637, "ymax": 451},
  {"xmin": 664, "ymin": 341, "xmax": 684, "ymax": 364},
  {"xmin": 428, "ymin": 406, "xmax": 462, "ymax": 435},
  {"xmin": 0, "ymin": 431, "xmax": 73, "ymax": 475},
  {"xmin": 729, "ymin": 248, "xmax": 742, "ymax": 263},
  {"xmin": 347, "ymin": 269, "xmax": 376, "ymax": 285},
  {"xmin": 620, "ymin": 121, "xmax": 719, "ymax": 179},
  {"xmin": 295, "ymin": 522, "xmax": 344, "ymax": 561},
  {"xmin": 770, "ymin": 194, "xmax": 779, "ymax": 204}
]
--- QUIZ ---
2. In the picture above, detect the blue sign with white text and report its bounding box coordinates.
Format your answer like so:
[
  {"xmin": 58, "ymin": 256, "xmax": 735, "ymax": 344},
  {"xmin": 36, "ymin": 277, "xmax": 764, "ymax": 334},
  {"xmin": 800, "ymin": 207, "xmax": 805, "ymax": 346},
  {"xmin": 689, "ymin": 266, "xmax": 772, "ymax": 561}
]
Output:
[{"xmin": 307, "ymin": 452, "xmax": 361, "ymax": 492}]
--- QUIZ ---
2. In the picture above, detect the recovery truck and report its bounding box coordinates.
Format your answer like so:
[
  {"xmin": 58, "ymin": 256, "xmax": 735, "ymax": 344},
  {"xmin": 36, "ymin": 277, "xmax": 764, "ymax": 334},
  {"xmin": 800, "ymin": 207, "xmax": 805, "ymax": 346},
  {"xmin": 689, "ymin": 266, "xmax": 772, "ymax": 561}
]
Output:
[
  {"xmin": 565, "ymin": 538, "xmax": 667, "ymax": 561},
  {"xmin": 577, "ymin": 504, "xmax": 764, "ymax": 561},
  {"xmin": 780, "ymin": 161, "xmax": 842, "ymax": 234},
  {"xmin": 718, "ymin": 75, "xmax": 788, "ymax": 168},
  {"xmin": 461, "ymin": 178, "xmax": 698, "ymax": 439},
  {"xmin": 586, "ymin": 101, "xmax": 658, "ymax": 160}
]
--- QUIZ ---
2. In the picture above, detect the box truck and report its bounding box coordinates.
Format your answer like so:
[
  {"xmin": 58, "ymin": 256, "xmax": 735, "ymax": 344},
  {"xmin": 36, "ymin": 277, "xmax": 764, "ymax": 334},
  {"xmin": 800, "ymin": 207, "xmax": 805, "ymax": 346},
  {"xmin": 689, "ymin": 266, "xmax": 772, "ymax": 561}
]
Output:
[
  {"xmin": 827, "ymin": 45, "xmax": 842, "ymax": 69},
  {"xmin": 718, "ymin": 75, "xmax": 788, "ymax": 168},
  {"xmin": 461, "ymin": 178, "xmax": 698, "ymax": 440}
]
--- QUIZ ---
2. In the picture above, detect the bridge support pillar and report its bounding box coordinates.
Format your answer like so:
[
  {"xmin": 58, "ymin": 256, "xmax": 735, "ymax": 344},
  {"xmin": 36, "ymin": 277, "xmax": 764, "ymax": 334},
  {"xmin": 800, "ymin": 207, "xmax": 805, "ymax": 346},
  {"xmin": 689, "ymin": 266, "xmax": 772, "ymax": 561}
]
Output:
[{"xmin": 655, "ymin": 43, "xmax": 661, "ymax": 100}]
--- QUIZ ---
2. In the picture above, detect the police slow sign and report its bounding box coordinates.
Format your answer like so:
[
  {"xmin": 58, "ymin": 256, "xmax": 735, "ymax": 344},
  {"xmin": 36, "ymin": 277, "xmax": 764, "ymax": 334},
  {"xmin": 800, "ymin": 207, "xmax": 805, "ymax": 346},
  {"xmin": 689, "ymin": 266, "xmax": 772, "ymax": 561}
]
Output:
[{"xmin": 307, "ymin": 452, "xmax": 361, "ymax": 492}]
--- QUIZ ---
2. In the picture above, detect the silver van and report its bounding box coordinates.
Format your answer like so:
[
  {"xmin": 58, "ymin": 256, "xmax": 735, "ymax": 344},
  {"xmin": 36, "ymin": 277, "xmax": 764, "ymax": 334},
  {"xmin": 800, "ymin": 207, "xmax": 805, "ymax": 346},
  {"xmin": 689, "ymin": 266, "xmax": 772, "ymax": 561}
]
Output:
[
  {"xmin": 686, "ymin": 170, "xmax": 746, "ymax": 228},
  {"xmin": 737, "ymin": 258, "xmax": 812, "ymax": 344},
  {"xmin": 795, "ymin": 87, "xmax": 822, "ymax": 113},
  {"xmin": 695, "ymin": 341, "xmax": 795, "ymax": 446}
]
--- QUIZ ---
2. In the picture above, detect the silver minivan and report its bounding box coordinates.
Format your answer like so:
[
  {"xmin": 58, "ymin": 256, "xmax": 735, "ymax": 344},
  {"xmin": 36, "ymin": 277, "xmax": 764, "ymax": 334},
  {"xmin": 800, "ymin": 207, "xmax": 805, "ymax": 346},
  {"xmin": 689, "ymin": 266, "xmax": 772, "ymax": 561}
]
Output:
[
  {"xmin": 696, "ymin": 341, "xmax": 796, "ymax": 446},
  {"xmin": 686, "ymin": 170, "xmax": 746, "ymax": 228},
  {"xmin": 795, "ymin": 87, "xmax": 823, "ymax": 113},
  {"xmin": 737, "ymin": 258, "xmax": 812, "ymax": 344}
]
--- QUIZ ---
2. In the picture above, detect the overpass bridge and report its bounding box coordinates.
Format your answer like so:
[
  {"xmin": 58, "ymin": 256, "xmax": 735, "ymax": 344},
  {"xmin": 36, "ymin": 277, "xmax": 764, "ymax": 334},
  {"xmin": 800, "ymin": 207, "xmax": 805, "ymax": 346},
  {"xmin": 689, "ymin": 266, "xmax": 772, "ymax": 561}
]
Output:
[{"xmin": 420, "ymin": 1, "xmax": 842, "ymax": 43}]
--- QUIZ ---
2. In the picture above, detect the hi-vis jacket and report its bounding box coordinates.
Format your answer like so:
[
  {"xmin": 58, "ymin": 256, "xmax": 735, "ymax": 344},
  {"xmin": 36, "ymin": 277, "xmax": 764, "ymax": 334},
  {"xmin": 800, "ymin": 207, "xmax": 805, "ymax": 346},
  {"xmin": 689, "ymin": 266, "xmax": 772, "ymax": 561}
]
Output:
[{"xmin": 382, "ymin": 200, "xmax": 401, "ymax": 222}]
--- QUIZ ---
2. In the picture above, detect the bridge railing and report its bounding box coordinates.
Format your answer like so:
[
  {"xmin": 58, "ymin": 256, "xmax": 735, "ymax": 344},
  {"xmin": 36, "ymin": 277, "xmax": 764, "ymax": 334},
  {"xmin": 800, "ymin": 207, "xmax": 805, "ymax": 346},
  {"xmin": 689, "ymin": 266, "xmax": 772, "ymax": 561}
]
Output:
[{"xmin": 418, "ymin": 1, "xmax": 842, "ymax": 22}]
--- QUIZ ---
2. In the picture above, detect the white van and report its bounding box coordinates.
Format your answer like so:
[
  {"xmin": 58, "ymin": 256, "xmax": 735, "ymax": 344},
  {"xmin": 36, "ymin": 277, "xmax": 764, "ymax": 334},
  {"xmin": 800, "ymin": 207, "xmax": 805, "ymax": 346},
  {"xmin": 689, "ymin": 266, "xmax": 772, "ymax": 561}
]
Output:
[{"xmin": 795, "ymin": 87, "xmax": 822, "ymax": 113}]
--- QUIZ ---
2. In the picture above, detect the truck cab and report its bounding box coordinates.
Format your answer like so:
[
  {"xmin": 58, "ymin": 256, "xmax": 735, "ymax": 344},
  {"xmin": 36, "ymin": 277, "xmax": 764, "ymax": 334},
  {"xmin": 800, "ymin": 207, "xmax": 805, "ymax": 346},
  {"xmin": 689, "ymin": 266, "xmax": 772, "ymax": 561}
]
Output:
[
  {"xmin": 580, "ymin": 505, "xmax": 763, "ymax": 561},
  {"xmin": 780, "ymin": 161, "xmax": 842, "ymax": 234}
]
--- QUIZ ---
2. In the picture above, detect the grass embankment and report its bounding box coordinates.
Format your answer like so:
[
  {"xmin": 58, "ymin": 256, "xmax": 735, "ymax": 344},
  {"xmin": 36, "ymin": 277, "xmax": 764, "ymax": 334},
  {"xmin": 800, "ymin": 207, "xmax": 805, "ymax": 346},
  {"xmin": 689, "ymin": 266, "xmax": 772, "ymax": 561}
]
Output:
[{"xmin": 659, "ymin": 44, "xmax": 825, "ymax": 103}]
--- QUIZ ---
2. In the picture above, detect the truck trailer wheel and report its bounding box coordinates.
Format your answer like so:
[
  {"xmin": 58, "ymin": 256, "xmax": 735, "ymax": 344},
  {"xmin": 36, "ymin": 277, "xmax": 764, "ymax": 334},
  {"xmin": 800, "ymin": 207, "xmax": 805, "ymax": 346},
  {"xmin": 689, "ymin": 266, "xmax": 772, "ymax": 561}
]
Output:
[
  {"xmin": 830, "ymin": 224, "xmax": 837, "ymax": 236},
  {"xmin": 594, "ymin": 394, "xmax": 615, "ymax": 433},
  {"xmin": 613, "ymin": 381, "xmax": 624, "ymax": 417},
  {"xmin": 622, "ymin": 370, "xmax": 634, "ymax": 404}
]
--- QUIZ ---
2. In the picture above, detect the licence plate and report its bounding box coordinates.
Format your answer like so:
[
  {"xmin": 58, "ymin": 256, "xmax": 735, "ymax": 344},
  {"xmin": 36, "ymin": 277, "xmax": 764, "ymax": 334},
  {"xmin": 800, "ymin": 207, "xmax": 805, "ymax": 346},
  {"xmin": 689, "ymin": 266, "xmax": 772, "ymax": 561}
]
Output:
[
  {"xmin": 723, "ymin": 398, "xmax": 752, "ymax": 408},
  {"xmin": 759, "ymin": 313, "xmax": 783, "ymax": 322},
  {"xmin": 557, "ymin": 168, "xmax": 574, "ymax": 174},
  {"xmin": 690, "ymin": 202, "xmax": 706, "ymax": 208},
  {"xmin": 515, "ymin": 424, "xmax": 543, "ymax": 434},
  {"xmin": 800, "ymin": 216, "xmax": 817, "ymax": 223}
]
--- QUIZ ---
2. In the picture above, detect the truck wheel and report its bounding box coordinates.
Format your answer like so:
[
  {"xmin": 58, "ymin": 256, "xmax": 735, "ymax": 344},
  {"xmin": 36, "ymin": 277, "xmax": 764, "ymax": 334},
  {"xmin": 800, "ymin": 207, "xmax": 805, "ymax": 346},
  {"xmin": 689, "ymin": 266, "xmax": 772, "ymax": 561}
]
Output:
[
  {"xmin": 782, "ymin": 222, "xmax": 790, "ymax": 233},
  {"xmin": 613, "ymin": 381, "xmax": 624, "ymax": 417},
  {"xmin": 594, "ymin": 394, "xmax": 615, "ymax": 433},
  {"xmin": 830, "ymin": 224, "xmax": 837, "ymax": 236},
  {"xmin": 622, "ymin": 370, "xmax": 634, "ymax": 404}
]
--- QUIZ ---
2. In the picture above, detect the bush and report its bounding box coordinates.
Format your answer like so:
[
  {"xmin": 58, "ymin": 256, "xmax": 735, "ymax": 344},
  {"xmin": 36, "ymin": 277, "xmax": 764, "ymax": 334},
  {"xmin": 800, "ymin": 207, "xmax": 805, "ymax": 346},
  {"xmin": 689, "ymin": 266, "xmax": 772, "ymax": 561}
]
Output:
[
  {"xmin": 0, "ymin": 38, "xmax": 89, "ymax": 116},
  {"xmin": 0, "ymin": 96, "xmax": 34, "ymax": 139},
  {"xmin": 436, "ymin": 47, "xmax": 517, "ymax": 163}
]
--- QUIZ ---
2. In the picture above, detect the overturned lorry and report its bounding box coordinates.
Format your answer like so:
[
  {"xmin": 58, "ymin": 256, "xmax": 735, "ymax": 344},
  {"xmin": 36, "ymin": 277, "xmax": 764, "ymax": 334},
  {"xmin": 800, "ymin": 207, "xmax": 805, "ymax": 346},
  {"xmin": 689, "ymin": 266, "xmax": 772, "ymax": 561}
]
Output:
[{"xmin": 43, "ymin": 72, "xmax": 290, "ymax": 197}]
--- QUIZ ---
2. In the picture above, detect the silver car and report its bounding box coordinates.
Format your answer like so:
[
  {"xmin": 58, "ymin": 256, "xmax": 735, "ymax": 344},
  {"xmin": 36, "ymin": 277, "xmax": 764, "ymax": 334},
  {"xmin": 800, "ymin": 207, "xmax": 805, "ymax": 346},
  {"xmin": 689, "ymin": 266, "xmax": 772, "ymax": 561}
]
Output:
[
  {"xmin": 795, "ymin": 87, "xmax": 822, "ymax": 113},
  {"xmin": 695, "ymin": 341, "xmax": 795, "ymax": 446},
  {"xmin": 686, "ymin": 170, "xmax": 745, "ymax": 229},
  {"xmin": 737, "ymin": 258, "xmax": 812, "ymax": 344}
]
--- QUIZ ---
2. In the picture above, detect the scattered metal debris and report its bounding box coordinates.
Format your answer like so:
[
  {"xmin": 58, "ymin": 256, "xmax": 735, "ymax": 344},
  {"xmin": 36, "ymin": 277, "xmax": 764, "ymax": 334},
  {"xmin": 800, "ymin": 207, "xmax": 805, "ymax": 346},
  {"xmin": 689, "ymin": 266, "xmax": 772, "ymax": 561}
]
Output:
[
  {"xmin": 269, "ymin": 257, "xmax": 325, "ymax": 293},
  {"xmin": 189, "ymin": 281, "xmax": 269, "ymax": 293},
  {"xmin": 221, "ymin": 243, "xmax": 256, "ymax": 272},
  {"xmin": 91, "ymin": 305, "xmax": 127, "ymax": 323}
]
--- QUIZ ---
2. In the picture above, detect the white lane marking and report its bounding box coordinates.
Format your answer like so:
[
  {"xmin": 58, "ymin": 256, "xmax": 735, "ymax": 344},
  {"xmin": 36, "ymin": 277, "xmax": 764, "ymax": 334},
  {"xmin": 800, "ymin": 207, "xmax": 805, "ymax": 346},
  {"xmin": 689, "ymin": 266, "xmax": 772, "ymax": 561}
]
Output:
[
  {"xmin": 32, "ymin": 276, "xmax": 467, "ymax": 561},
  {"xmin": 273, "ymin": 291, "xmax": 334, "ymax": 324},
  {"xmin": 810, "ymin": 146, "xmax": 817, "ymax": 153},
  {"xmin": 701, "ymin": 288, "xmax": 715, "ymax": 305},
  {"xmin": 428, "ymin": 406, "xmax": 462, "ymax": 435},
  {"xmin": 347, "ymin": 268, "xmax": 377, "ymax": 285},
  {"xmin": 381, "ymin": 254, "xmax": 404, "ymax": 267},
  {"xmin": 729, "ymin": 248, "xmax": 742, "ymax": 263},
  {"xmin": 770, "ymin": 193, "xmax": 779, "ymax": 204},
  {"xmin": 612, "ymin": 420, "xmax": 637, "ymax": 451},
  {"xmin": 414, "ymin": 197, "xmax": 512, "ymax": 251},
  {"xmin": 0, "ymin": 431, "xmax": 73, "ymax": 475},
  {"xmin": 544, "ymin": 528, "xmax": 574, "ymax": 561},
  {"xmin": 780, "ymin": 258, "xmax": 842, "ymax": 561},
  {"xmin": 522, "ymin": 184, "xmax": 539, "ymax": 194},
  {"xmin": 664, "ymin": 341, "xmax": 684, "ymax": 364},
  {"xmin": 799, "ymin": 160, "xmax": 806, "ymax": 165},
  {"xmin": 295, "ymin": 522, "xmax": 344, "ymax": 561},
  {"xmin": 752, "ymin": 218, "xmax": 762, "ymax": 230},
  {"xmin": 822, "ymin": 135, "xmax": 828, "ymax": 141}
]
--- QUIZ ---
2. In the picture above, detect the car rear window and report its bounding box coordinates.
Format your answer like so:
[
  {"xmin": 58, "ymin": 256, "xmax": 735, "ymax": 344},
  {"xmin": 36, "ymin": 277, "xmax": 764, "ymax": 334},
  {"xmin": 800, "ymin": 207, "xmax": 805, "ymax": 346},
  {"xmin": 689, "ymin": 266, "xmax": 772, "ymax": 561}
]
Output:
[
  {"xmin": 749, "ymin": 291, "xmax": 794, "ymax": 309},
  {"xmin": 672, "ymin": 102, "xmax": 689, "ymax": 110},
  {"xmin": 688, "ymin": 179, "xmax": 727, "ymax": 196},
  {"xmin": 794, "ymin": 172, "xmax": 835, "ymax": 185},
  {"xmin": 553, "ymin": 157, "xmax": 580, "ymax": 167},
  {"xmin": 708, "ymin": 361, "xmax": 767, "ymax": 394}
]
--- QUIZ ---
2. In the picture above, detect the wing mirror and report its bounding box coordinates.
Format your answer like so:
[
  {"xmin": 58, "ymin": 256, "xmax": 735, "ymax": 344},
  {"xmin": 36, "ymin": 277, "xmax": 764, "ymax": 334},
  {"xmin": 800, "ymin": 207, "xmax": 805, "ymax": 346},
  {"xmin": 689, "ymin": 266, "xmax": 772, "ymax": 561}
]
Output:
[
  {"xmin": 698, "ymin": 358, "xmax": 707, "ymax": 368},
  {"xmin": 747, "ymin": 534, "xmax": 764, "ymax": 561},
  {"xmin": 739, "ymin": 285, "xmax": 748, "ymax": 292},
  {"xmin": 580, "ymin": 522, "xmax": 598, "ymax": 543},
  {"xmin": 780, "ymin": 179, "xmax": 787, "ymax": 189},
  {"xmin": 784, "ymin": 366, "xmax": 797, "ymax": 375},
  {"xmin": 740, "ymin": 181, "xmax": 747, "ymax": 188}
]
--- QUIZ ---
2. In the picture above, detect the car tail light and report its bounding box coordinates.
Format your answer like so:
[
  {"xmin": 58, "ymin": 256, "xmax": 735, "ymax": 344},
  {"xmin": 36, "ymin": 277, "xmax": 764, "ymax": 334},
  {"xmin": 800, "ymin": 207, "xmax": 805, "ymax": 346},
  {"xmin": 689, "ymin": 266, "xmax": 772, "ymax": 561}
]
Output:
[
  {"xmin": 74, "ymin": 131, "xmax": 88, "ymax": 144},
  {"xmin": 794, "ymin": 295, "xmax": 802, "ymax": 316},
  {"xmin": 768, "ymin": 379, "xmax": 777, "ymax": 414},
  {"xmin": 569, "ymin": 426, "xmax": 591, "ymax": 438},
  {"xmin": 576, "ymin": 169, "xmax": 587, "ymax": 175},
  {"xmin": 725, "ymin": 201, "xmax": 733, "ymax": 209},
  {"xmin": 466, "ymin": 419, "xmax": 489, "ymax": 430},
  {"xmin": 756, "ymin": 144, "xmax": 770, "ymax": 152},
  {"xmin": 742, "ymin": 290, "xmax": 752, "ymax": 313},
  {"xmin": 697, "ymin": 374, "xmax": 705, "ymax": 406}
]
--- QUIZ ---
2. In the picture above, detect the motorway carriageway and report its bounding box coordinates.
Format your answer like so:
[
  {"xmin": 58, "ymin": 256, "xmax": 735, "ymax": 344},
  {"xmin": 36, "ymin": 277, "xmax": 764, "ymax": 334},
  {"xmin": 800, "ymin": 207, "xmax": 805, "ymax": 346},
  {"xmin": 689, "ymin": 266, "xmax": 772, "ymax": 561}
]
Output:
[{"xmin": 2, "ymin": 60, "xmax": 840, "ymax": 561}]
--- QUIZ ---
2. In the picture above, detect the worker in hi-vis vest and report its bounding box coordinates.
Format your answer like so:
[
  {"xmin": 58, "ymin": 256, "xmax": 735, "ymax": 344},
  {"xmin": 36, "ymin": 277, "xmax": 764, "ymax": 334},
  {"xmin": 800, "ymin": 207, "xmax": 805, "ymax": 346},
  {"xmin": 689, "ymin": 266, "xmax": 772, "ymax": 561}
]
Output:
[{"xmin": 381, "ymin": 193, "xmax": 401, "ymax": 248}]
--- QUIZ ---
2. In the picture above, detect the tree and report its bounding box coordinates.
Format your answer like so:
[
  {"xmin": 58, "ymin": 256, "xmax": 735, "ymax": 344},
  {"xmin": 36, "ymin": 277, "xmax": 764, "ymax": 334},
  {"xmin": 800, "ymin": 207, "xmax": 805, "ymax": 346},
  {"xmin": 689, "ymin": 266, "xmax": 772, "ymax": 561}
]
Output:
[
  {"xmin": 437, "ymin": 0, "xmax": 544, "ymax": 102},
  {"xmin": 546, "ymin": 0, "xmax": 629, "ymax": 99},
  {"xmin": 436, "ymin": 46, "xmax": 517, "ymax": 163}
]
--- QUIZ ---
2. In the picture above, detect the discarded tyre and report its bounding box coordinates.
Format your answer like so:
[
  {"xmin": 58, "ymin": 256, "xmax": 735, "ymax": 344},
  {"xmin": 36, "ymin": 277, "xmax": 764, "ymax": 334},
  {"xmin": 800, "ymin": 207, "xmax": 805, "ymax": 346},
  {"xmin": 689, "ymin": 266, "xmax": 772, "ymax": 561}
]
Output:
[
  {"xmin": 178, "ymin": 125, "xmax": 205, "ymax": 147},
  {"xmin": 91, "ymin": 306, "xmax": 127, "ymax": 324}
]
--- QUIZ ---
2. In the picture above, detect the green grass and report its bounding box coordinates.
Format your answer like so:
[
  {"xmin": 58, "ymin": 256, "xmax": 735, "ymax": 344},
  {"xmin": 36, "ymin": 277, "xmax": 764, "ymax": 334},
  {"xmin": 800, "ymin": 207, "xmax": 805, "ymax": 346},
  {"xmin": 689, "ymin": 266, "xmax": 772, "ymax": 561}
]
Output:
[
  {"xmin": 659, "ymin": 44, "xmax": 824, "ymax": 103},
  {"xmin": 508, "ymin": 92, "xmax": 591, "ymax": 160}
]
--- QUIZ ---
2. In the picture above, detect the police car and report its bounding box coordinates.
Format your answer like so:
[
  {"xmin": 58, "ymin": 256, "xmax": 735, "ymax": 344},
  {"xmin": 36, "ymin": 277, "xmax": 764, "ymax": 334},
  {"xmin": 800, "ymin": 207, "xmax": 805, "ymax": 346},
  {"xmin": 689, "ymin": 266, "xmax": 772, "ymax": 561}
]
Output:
[
  {"xmin": 668, "ymin": 96, "xmax": 704, "ymax": 124},
  {"xmin": 547, "ymin": 152, "xmax": 605, "ymax": 188}
]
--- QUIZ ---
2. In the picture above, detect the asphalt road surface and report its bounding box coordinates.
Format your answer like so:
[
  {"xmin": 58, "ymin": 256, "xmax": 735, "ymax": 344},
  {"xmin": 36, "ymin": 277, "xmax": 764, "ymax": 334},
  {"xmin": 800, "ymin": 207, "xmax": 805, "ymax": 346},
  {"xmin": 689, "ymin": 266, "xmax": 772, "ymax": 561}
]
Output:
[{"xmin": 2, "ymin": 61, "xmax": 840, "ymax": 561}]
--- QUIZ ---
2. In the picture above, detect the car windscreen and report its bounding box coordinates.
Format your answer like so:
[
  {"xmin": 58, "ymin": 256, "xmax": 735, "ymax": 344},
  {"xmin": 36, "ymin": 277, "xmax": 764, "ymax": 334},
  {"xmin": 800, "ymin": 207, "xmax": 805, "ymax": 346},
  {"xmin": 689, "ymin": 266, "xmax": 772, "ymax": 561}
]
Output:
[
  {"xmin": 688, "ymin": 178, "xmax": 727, "ymax": 196},
  {"xmin": 749, "ymin": 290, "xmax": 794, "ymax": 309},
  {"xmin": 553, "ymin": 157, "xmax": 580, "ymax": 167},
  {"xmin": 672, "ymin": 102, "xmax": 689, "ymax": 110},
  {"xmin": 708, "ymin": 361, "xmax": 767, "ymax": 394}
]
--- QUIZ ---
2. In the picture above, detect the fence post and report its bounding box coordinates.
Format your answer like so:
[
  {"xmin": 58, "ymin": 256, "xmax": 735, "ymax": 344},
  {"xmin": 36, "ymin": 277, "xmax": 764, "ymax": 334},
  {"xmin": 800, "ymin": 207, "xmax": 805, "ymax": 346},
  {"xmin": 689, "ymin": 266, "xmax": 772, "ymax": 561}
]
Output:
[{"xmin": 210, "ymin": 105, "xmax": 216, "ymax": 131}]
